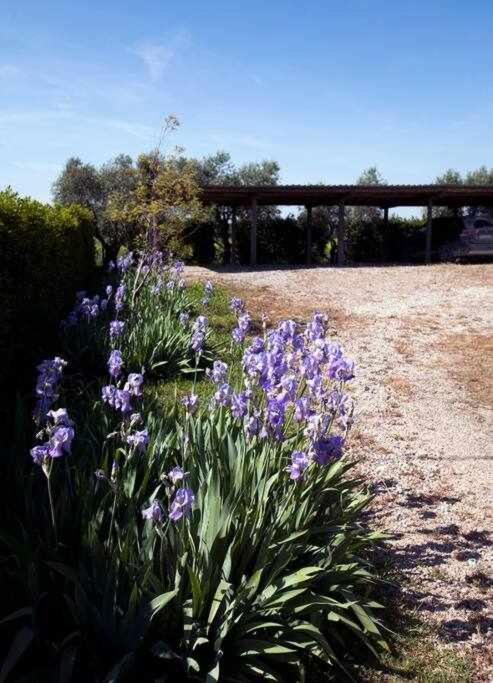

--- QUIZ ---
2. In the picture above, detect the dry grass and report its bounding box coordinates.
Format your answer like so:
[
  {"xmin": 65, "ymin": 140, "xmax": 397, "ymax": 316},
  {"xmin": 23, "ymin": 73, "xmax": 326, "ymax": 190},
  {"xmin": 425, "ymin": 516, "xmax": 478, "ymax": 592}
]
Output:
[
  {"xmin": 384, "ymin": 374, "xmax": 414, "ymax": 399},
  {"xmin": 442, "ymin": 332, "xmax": 493, "ymax": 410}
]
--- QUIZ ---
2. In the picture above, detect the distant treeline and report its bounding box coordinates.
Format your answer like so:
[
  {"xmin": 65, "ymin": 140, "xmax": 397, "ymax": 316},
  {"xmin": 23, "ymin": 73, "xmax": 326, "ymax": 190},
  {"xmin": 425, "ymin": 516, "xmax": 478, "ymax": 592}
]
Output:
[{"xmin": 51, "ymin": 147, "xmax": 492, "ymax": 265}]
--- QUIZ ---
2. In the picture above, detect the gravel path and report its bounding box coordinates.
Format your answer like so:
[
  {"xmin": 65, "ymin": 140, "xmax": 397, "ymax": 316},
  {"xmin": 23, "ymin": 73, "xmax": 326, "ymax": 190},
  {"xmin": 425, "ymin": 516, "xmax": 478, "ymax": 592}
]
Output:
[{"xmin": 187, "ymin": 263, "xmax": 493, "ymax": 679}]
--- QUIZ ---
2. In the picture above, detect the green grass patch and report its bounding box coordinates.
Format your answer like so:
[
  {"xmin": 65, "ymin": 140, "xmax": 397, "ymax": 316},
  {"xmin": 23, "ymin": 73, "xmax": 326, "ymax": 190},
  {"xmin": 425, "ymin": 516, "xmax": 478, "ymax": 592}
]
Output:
[
  {"xmin": 149, "ymin": 283, "xmax": 243, "ymax": 410},
  {"xmin": 355, "ymin": 561, "xmax": 475, "ymax": 682}
]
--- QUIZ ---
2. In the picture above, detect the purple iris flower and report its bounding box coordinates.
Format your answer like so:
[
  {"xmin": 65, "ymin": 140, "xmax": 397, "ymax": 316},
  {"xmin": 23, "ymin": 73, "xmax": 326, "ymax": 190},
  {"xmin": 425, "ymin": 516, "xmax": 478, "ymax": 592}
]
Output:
[
  {"xmin": 305, "ymin": 411, "xmax": 331, "ymax": 438},
  {"xmin": 305, "ymin": 312, "xmax": 326, "ymax": 341},
  {"xmin": 169, "ymin": 487, "xmax": 195, "ymax": 522},
  {"xmin": 124, "ymin": 373, "xmax": 144, "ymax": 397},
  {"xmin": 142, "ymin": 500, "xmax": 164, "ymax": 523},
  {"xmin": 307, "ymin": 374, "xmax": 323, "ymax": 398},
  {"xmin": 179, "ymin": 311, "xmax": 190, "ymax": 326},
  {"xmin": 214, "ymin": 383, "xmax": 232, "ymax": 407},
  {"xmin": 326, "ymin": 342, "xmax": 343, "ymax": 360},
  {"xmin": 191, "ymin": 316, "xmax": 208, "ymax": 353},
  {"xmin": 172, "ymin": 260, "xmax": 185, "ymax": 276},
  {"xmin": 48, "ymin": 425, "xmax": 75, "ymax": 458},
  {"xmin": 117, "ymin": 252, "xmax": 133, "ymax": 272},
  {"xmin": 312, "ymin": 435, "xmax": 344, "ymax": 465},
  {"xmin": 202, "ymin": 280, "xmax": 214, "ymax": 305},
  {"xmin": 231, "ymin": 391, "xmax": 248, "ymax": 418},
  {"xmin": 279, "ymin": 319, "xmax": 297, "ymax": 340},
  {"xmin": 230, "ymin": 297, "xmax": 245, "ymax": 314},
  {"xmin": 249, "ymin": 336, "xmax": 265, "ymax": 353},
  {"xmin": 280, "ymin": 374, "xmax": 297, "ymax": 401},
  {"xmin": 102, "ymin": 384, "xmax": 116, "ymax": 405},
  {"xmin": 193, "ymin": 315, "xmax": 208, "ymax": 332},
  {"xmin": 106, "ymin": 285, "xmax": 113, "ymax": 297},
  {"xmin": 34, "ymin": 356, "xmax": 67, "ymax": 422},
  {"xmin": 191, "ymin": 331, "xmax": 205, "ymax": 353},
  {"xmin": 30, "ymin": 443, "xmax": 50, "ymax": 465},
  {"xmin": 265, "ymin": 397, "xmax": 286, "ymax": 439},
  {"xmin": 102, "ymin": 385, "xmax": 132, "ymax": 413},
  {"xmin": 300, "ymin": 354, "xmax": 320, "ymax": 380},
  {"xmin": 238, "ymin": 312, "xmax": 251, "ymax": 332},
  {"xmin": 326, "ymin": 389, "xmax": 353, "ymax": 420},
  {"xmin": 286, "ymin": 450, "xmax": 310, "ymax": 480},
  {"xmin": 181, "ymin": 392, "xmax": 198, "ymax": 415},
  {"xmin": 47, "ymin": 408, "xmax": 72, "ymax": 426},
  {"xmin": 232, "ymin": 327, "xmax": 246, "ymax": 344},
  {"xmin": 245, "ymin": 413, "xmax": 261, "ymax": 437},
  {"xmin": 151, "ymin": 280, "xmax": 163, "ymax": 295},
  {"xmin": 294, "ymin": 397, "xmax": 311, "ymax": 422},
  {"xmin": 110, "ymin": 320, "xmax": 125, "ymax": 340},
  {"xmin": 115, "ymin": 284, "xmax": 126, "ymax": 312},
  {"xmin": 207, "ymin": 360, "xmax": 228, "ymax": 384},
  {"xmin": 127, "ymin": 429, "xmax": 149, "ymax": 451},
  {"xmin": 108, "ymin": 350, "xmax": 124, "ymax": 378},
  {"xmin": 328, "ymin": 356, "xmax": 355, "ymax": 382},
  {"xmin": 115, "ymin": 389, "xmax": 132, "ymax": 413},
  {"xmin": 232, "ymin": 312, "xmax": 251, "ymax": 344},
  {"xmin": 168, "ymin": 466, "xmax": 185, "ymax": 484}
]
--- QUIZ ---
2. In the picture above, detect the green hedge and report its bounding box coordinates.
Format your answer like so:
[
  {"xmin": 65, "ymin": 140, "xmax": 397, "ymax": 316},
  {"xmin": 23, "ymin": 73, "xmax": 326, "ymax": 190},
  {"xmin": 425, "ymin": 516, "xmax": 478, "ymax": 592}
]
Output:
[{"xmin": 0, "ymin": 189, "xmax": 95, "ymax": 401}]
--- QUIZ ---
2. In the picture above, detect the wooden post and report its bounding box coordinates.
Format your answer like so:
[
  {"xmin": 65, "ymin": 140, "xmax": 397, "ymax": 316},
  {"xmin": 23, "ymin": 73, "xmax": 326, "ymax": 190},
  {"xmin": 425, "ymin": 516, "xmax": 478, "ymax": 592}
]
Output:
[
  {"xmin": 305, "ymin": 205, "xmax": 312, "ymax": 266},
  {"xmin": 337, "ymin": 202, "xmax": 346, "ymax": 266},
  {"xmin": 222, "ymin": 209, "xmax": 231, "ymax": 266},
  {"xmin": 250, "ymin": 197, "xmax": 258, "ymax": 266},
  {"xmin": 382, "ymin": 206, "xmax": 389, "ymax": 262},
  {"xmin": 230, "ymin": 206, "xmax": 237, "ymax": 265},
  {"xmin": 426, "ymin": 200, "xmax": 433, "ymax": 264}
]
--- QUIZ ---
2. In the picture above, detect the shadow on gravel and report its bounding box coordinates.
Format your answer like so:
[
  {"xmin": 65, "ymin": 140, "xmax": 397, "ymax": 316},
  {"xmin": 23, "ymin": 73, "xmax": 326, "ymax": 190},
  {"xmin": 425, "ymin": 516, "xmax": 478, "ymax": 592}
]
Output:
[{"xmin": 368, "ymin": 485, "xmax": 493, "ymax": 646}]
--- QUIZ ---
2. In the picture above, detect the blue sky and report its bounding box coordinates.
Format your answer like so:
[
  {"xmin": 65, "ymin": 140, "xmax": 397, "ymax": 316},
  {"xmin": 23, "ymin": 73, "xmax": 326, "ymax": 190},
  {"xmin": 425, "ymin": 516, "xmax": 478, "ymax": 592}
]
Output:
[{"xmin": 1, "ymin": 0, "xmax": 492, "ymax": 205}]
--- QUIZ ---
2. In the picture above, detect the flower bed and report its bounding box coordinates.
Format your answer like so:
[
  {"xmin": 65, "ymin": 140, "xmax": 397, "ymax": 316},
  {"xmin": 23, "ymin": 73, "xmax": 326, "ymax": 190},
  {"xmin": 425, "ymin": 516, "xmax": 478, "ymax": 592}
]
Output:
[{"xmin": 2, "ymin": 250, "xmax": 388, "ymax": 681}]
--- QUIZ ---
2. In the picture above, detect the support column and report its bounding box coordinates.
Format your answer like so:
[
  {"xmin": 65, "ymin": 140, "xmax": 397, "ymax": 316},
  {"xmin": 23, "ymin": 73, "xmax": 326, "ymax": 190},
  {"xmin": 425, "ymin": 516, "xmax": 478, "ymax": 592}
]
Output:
[
  {"xmin": 250, "ymin": 197, "xmax": 258, "ymax": 266},
  {"xmin": 230, "ymin": 206, "xmax": 238, "ymax": 265},
  {"xmin": 382, "ymin": 206, "xmax": 389, "ymax": 262},
  {"xmin": 337, "ymin": 202, "xmax": 346, "ymax": 266},
  {"xmin": 426, "ymin": 200, "xmax": 433, "ymax": 264},
  {"xmin": 222, "ymin": 209, "xmax": 231, "ymax": 266},
  {"xmin": 305, "ymin": 205, "xmax": 312, "ymax": 266}
]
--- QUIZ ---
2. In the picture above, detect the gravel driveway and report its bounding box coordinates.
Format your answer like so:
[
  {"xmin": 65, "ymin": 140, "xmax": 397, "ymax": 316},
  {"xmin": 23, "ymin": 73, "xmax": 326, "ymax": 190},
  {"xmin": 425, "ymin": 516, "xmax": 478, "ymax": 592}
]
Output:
[{"xmin": 187, "ymin": 262, "xmax": 493, "ymax": 678}]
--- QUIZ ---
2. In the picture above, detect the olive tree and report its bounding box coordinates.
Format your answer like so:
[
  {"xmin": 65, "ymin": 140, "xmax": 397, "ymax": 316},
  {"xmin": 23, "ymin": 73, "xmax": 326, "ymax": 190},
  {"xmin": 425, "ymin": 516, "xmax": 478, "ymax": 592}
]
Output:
[{"xmin": 52, "ymin": 154, "xmax": 138, "ymax": 265}]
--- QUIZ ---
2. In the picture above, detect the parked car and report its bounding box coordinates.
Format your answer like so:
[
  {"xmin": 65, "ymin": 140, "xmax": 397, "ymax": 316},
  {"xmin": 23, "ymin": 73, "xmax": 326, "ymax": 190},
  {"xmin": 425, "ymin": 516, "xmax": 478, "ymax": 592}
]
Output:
[
  {"xmin": 459, "ymin": 214, "xmax": 493, "ymax": 256},
  {"xmin": 441, "ymin": 212, "xmax": 493, "ymax": 259}
]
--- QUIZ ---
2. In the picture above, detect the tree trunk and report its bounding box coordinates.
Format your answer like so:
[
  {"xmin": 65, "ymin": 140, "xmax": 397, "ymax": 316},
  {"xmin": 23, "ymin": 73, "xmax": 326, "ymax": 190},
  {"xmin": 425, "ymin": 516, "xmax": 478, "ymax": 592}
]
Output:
[{"xmin": 103, "ymin": 242, "xmax": 119, "ymax": 268}]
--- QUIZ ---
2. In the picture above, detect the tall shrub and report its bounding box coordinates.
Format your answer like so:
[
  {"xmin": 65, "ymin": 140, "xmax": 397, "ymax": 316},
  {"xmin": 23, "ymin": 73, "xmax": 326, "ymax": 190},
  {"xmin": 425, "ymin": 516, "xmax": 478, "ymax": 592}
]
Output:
[{"xmin": 0, "ymin": 189, "xmax": 95, "ymax": 408}]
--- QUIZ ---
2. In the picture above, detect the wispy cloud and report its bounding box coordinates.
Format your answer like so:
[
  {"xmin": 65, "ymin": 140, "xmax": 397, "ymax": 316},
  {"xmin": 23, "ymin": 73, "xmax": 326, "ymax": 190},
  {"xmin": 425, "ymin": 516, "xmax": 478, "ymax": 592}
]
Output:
[
  {"xmin": 131, "ymin": 30, "xmax": 191, "ymax": 81},
  {"xmin": 0, "ymin": 109, "xmax": 156, "ymax": 144},
  {"xmin": 0, "ymin": 64, "xmax": 20, "ymax": 78},
  {"xmin": 0, "ymin": 109, "xmax": 74, "ymax": 128},
  {"xmin": 99, "ymin": 118, "xmax": 155, "ymax": 141}
]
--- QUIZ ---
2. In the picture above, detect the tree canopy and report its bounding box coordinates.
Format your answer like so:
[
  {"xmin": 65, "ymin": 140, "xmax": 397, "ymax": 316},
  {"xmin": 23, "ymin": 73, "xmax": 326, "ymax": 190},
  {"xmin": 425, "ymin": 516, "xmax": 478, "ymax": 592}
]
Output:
[{"xmin": 53, "ymin": 154, "xmax": 139, "ymax": 264}]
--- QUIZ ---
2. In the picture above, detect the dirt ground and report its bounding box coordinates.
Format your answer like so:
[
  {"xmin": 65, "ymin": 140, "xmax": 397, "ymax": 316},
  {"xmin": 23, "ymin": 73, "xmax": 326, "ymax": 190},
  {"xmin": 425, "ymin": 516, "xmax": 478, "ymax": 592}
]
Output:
[{"xmin": 187, "ymin": 262, "xmax": 493, "ymax": 680}]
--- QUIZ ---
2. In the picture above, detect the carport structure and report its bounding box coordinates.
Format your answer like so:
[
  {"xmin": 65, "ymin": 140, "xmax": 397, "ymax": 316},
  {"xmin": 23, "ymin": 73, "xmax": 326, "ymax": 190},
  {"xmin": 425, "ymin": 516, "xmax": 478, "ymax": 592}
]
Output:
[{"xmin": 201, "ymin": 184, "xmax": 493, "ymax": 266}]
